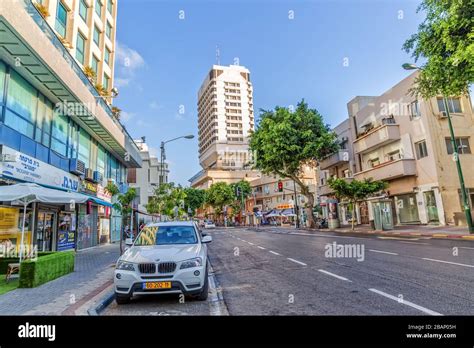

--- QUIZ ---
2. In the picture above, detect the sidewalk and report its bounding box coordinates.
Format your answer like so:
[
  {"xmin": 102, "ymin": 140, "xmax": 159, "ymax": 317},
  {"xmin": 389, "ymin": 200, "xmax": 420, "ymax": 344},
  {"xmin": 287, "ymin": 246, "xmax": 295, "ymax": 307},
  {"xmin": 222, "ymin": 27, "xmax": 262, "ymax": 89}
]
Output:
[{"xmin": 0, "ymin": 243, "xmax": 119, "ymax": 315}]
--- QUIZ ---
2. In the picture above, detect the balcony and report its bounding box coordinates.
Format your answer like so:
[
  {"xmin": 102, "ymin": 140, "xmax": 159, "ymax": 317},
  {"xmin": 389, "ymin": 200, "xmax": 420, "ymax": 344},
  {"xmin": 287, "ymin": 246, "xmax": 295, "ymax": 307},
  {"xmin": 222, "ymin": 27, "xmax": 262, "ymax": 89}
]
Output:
[
  {"xmin": 319, "ymin": 150, "xmax": 350, "ymax": 170},
  {"xmin": 353, "ymin": 124, "xmax": 400, "ymax": 154},
  {"xmin": 318, "ymin": 177, "xmax": 353, "ymax": 197},
  {"xmin": 354, "ymin": 158, "xmax": 416, "ymax": 181}
]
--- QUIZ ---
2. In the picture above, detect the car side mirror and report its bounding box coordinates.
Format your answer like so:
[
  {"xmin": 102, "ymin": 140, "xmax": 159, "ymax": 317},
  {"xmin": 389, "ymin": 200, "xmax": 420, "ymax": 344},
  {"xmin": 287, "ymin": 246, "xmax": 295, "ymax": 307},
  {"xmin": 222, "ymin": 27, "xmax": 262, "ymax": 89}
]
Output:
[
  {"xmin": 202, "ymin": 235, "xmax": 212, "ymax": 243},
  {"xmin": 125, "ymin": 238, "xmax": 133, "ymax": 246},
  {"xmin": 201, "ymin": 233, "xmax": 208, "ymax": 237}
]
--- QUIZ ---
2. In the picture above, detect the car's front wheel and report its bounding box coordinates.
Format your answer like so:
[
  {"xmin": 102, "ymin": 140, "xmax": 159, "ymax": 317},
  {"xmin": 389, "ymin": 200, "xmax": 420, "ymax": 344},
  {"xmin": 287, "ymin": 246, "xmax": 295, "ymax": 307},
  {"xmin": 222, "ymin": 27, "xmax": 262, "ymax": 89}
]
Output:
[
  {"xmin": 194, "ymin": 267, "xmax": 209, "ymax": 301},
  {"xmin": 115, "ymin": 293, "xmax": 131, "ymax": 305}
]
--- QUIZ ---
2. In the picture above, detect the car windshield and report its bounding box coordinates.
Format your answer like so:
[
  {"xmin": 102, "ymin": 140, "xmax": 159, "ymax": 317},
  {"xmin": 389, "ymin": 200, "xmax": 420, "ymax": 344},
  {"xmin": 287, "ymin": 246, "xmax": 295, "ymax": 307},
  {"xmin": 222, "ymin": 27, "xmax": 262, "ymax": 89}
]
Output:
[{"xmin": 134, "ymin": 226, "xmax": 198, "ymax": 246}]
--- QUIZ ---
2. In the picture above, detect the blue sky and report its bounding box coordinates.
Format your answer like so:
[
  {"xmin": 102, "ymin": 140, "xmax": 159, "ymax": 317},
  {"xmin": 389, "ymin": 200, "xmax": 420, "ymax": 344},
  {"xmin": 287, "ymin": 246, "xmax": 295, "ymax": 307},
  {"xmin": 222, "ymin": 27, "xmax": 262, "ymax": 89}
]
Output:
[{"xmin": 115, "ymin": 0, "xmax": 425, "ymax": 185}]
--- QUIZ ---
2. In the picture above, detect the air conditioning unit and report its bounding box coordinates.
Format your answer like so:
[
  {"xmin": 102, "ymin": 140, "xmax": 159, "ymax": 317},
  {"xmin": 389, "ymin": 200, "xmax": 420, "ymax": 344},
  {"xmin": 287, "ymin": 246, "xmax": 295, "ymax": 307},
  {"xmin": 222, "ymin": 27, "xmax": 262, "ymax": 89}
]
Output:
[
  {"xmin": 69, "ymin": 159, "xmax": 86, "ymax": 176},
  {"xmin": 85, "ymin": 168, "xmax": 94, "ymax": 181},
  {"xmin": 0, "ymin": 153, "xmax": 16, "ymax": 162},
  {"xmin": 93, "ymin": 171, "xmax": 103, "ymax": 183},
  {"xmin": 438, "ymin": 111, "xmax": 448, "ymax": 118}
]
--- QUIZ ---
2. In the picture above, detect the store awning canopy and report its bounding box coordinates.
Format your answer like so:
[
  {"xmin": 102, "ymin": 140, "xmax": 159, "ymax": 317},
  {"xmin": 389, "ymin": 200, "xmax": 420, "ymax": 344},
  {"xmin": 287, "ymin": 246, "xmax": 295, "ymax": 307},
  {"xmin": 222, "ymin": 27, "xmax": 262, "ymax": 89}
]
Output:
[
  {"xmin": 281, "ymin": 208, "xmax": 296, "ymax": 217},
  {"xmin": 265, "ymin": 209, "xmax": 283, "ymax": 217},
  {"xmin": 0, "ymin": 183, "xmax": 89, "ymax": 205}
]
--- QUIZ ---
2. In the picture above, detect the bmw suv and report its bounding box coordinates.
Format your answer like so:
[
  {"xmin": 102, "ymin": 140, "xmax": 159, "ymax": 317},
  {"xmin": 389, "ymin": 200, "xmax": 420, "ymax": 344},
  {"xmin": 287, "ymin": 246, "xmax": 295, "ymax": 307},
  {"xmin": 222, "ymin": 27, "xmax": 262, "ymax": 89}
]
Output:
[{"xmin": 114, "ymin": 221, "xmax": 212, "ymax": 304}]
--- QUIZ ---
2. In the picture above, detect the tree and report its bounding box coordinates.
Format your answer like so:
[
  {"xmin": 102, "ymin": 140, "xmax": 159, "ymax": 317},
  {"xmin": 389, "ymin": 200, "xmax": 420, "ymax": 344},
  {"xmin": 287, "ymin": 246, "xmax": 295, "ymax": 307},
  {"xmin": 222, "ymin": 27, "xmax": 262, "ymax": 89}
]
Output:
[
  {"xmin": 403, "ymin": 0, "xmax": 474, "ymax": 98},
  {"xmin": 204, "ymin": 182, "xmax": 234, "ymax": 222},
  {"xmin": 249, "ymin": 100, "xmax": 338, "ymax": 228},
  {"xmin": 147, "ymin": 183, "xmax": 187, "ymax": 220},
  {"xmin": 328, "ymin": 178, "xmax": 388, "ymax": 231},
  {"xmin": 106, "ymin": 183, "xmax": 136, "ymax": 253},
  {"xmin": 229, "ymin": 180, "xmax": 252, "ymax": 223},
  {"xmin": 183, "ymin": 187, "xmax": 206, "ymax": 217}
]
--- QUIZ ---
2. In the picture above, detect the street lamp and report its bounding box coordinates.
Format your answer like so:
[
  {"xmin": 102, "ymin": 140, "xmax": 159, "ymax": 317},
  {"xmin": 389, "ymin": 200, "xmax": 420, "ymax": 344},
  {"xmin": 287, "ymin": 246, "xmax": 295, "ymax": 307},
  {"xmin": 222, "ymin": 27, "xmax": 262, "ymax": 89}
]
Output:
[
  {"xmin": 159, "ymin": 135, "xmax": 194, "ymax": 185},
  {"xmin": 402, "ymin": 63, "xmax": 473, "ymax": 233}
]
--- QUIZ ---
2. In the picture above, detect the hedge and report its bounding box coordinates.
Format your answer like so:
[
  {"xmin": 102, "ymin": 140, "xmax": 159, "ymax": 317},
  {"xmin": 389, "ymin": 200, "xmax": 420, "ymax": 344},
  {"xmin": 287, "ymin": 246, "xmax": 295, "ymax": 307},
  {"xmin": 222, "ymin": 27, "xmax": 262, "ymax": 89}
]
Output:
[
  {"xmin": 19, "ymin": 251, "xmax": 75, "ymax": 288},
  {"xmin": 0, "ymin": 252, "xmax": 53, "ymax": 274}
]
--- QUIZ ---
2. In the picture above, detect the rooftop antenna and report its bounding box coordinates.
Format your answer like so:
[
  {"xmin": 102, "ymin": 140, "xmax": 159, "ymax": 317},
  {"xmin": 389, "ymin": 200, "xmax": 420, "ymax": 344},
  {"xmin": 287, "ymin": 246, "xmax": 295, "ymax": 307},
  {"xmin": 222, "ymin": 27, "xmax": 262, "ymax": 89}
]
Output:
[{"xmin": 216, "ymin": 45, "xmax": 220, "ymax": 65}]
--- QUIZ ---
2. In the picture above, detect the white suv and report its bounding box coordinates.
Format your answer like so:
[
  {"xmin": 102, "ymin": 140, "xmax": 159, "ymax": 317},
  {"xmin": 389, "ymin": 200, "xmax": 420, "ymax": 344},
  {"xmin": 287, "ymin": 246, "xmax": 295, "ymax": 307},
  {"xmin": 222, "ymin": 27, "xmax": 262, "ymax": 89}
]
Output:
[{"xmin": 114, "ymin": 221, "xmax": 212, "ymax": 304}]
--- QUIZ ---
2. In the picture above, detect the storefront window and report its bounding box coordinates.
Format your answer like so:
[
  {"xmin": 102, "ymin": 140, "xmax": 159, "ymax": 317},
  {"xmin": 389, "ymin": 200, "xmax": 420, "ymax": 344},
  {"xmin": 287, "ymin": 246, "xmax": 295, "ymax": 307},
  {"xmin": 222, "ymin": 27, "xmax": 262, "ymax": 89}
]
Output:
[
  {"xmin": 0, "ymin": 206, "xmax": 34, "ymax": 254},
  {"xmin": 396, "ymin": 194, "xmax": 420, "ymax": 224}
]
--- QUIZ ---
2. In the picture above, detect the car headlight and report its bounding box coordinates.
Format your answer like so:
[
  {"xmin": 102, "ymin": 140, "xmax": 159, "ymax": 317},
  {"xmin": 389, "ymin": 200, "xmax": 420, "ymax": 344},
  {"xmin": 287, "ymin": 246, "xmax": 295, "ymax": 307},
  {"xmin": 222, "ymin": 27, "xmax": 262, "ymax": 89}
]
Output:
[
  {"xmin": 116, "ymin": 261, "xmax": 135, "ymax": 271},
  {"xmin": 180, "ymin": 257, "xmax": 202, "ymax": 269}
]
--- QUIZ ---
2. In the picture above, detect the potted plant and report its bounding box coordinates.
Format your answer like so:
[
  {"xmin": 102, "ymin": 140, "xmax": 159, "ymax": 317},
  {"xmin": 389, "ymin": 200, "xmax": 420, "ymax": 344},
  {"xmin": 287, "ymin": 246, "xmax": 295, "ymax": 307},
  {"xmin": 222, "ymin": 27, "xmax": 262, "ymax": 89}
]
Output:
[
  {"xmin": 83, "ymin": 66, "xmax": 96, "ymax": 83},
  {"xmin": 111, "ymin": 106, "xmax": 121, "ymax": 120},
  {"xmin": 95, "ymin": 84, "xmax": 109, "ymax": 97},
  {"xmin": 34, "ymin": 2, "xmax": 50, "ymax": 18}
]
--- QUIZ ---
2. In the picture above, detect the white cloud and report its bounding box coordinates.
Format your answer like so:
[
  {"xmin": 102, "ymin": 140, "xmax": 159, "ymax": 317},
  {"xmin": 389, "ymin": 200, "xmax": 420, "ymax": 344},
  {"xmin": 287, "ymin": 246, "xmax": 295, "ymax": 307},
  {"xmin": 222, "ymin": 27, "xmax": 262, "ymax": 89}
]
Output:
[
  {"xmin": 120, "ymin": 111, "xmax": 135, "ymax": 122},
  {"xmin": 114, "ymin": 41, "xmax": 145, "ymax": 88},
  {"xmin": 149, "ymin": 101, "xmax": 162, "ymax": 110}
]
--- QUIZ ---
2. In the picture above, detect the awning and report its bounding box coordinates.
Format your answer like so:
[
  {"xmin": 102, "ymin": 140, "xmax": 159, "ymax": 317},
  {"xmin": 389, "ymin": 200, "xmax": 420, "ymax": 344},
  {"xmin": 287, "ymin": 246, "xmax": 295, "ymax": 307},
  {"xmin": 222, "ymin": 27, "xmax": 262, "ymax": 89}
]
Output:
[
  {"xmin": 0, "ymin": 183, "xmax": 89, "ymax": 205},
  {"xmin": 81, "ymin": 194, "xmax": 114, "ymax": 207},
  {"xmin": 265, "ymin": 209, "xmax": 283, "ymax": 217},
  {"xmin": 281, "ymin": 208, "xmax": 296, "ymax": 217}
]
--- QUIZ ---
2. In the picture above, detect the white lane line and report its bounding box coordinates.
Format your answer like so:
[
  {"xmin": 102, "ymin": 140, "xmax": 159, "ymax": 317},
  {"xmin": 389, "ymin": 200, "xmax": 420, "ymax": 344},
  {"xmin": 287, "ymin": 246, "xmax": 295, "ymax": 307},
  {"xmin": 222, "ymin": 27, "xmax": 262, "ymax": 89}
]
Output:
[
  {"xmin": 241, "ymin": 239, "xmax": 247, "ymax": 242},
  {"xmin": 289, "ymin": 232, "xmax": 368, "ymax": 240},
  {"xmin": 318, "ymin": 269, "xmax": 351, "ymax": 282},
  {"xmin": 248, "ymin": 242, "xmax": 255, "ymax": 245},
  {"xmin": 459, "ymin": 246, "xmax": 474, "ymax": 250},
  {"xmin": 257, "ymin": 246, "xmax": 266, "ymax": 250},
  {"xmin": 368, "ymin": 288, "xmax": 442, "ymax": 316},
  {"xmin": 369, "ymin": 249, "xmax": 399, "ymax": 256},
  {"xmin": 287, "ymin": 258, "xmax": 307, "ymax": 266},
  {"xmin": 400, "ymin": 241, "xmax": 429, "ymax": 245},
  {"xmin": 269, "ymin": 250, "xmax": 281, "ymax": 256},
  {"xmin": 422, "ymin": 258, "xmax": 474, "ymax": 268}
]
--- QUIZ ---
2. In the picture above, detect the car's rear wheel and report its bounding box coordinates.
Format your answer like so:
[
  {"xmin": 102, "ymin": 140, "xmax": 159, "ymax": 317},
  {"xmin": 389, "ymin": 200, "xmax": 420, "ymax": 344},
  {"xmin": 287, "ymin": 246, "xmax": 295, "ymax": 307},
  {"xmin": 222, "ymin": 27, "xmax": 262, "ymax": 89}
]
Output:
[
  {"xmin": 115, "ymin": 294, "xmax": 131, "ymax": 304},
  {"xmin": 194, "ymin": 267, "xmax": 209, "ymax": 301}
]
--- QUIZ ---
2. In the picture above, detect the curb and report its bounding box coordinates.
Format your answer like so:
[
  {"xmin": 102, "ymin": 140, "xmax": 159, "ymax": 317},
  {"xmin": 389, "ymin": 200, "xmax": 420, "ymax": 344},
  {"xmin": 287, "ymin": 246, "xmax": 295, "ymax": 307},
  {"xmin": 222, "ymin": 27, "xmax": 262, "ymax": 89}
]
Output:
[
  {"xmin": 87, "ymin": 290, "xmax": 115, "ymax": 316},
  {"xmin": 207, "ymin": 259, "xmax": 230, "ymax": 316}
]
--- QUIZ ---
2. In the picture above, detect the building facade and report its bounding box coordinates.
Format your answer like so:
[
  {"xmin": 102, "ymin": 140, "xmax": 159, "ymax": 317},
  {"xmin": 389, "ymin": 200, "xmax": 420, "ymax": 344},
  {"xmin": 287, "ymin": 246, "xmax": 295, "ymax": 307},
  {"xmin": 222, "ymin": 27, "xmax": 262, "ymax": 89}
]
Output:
[
  {"xmin": 319, "ymin": 72, "xmax": 474, "ymax": 229},
  {"xmin": 0, "ymin": 0, "xmax": 141, "ymax": 252},
  {"xmin": 190, "ymin": 64, "xmax": 258, "ymax": 188}
]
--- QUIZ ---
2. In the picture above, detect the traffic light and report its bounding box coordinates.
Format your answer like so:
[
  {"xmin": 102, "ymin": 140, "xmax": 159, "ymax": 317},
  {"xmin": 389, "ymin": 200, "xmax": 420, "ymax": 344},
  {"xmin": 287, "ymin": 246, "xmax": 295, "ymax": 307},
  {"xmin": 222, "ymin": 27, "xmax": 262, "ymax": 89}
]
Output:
[{"xmin": 278, "ymin": 181, "xmax": 283, "ymax": 192}]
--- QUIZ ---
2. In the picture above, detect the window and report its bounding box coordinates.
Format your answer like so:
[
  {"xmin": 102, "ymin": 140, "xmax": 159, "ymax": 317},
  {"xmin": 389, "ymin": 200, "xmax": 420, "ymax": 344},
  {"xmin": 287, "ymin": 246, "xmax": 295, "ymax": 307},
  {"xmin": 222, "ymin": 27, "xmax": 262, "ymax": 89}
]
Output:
[
  {"xmin": 79, "ymin": 0, "xmax": 88, "ymax": 22},
  {"xmin": 91, "ymin": 55, "xmax": 99, "ymax": 75},
  {"xmin": 93, "ymin": 25, "xmax": 100, "ymax": 45},
  {"xmin": 135, "ymin": 226, "xmax": 198, "ymax": 246},
  {"xmin": 97, "ymin": 145, "xmax": 106, "ymax": 176},
  {"xmin": 104, "ymin": 48, "xmax": 110, "ymax": 65},
  {"xmin": 409, "ymin": 100, "xmax": 421, "ymax": 119},
  {"xmin": 415, "ymin": 140, "xmax": 428, "ymax": 159},
  {"xmin": 78, "ymin": 129, "xmax": 91, "ymax": 166},
  {"xmin": 5, "ymin": 69, "xmax": 37, "ymax": 138},
  {"xmin": 107, "ymin": 0, "xmax": 113, "ymax": 13},
  {"xmin": 368, "ymin": 158, "xmax": 380, "ymax": 168},
  {"xmin": 55, "ymin": 1, "xmax": 67, "ymax": 38},
  {"xmin": 35, "ymin": 94, "xmax": 53, "ymax": 147},
  {"xmin": 75, "ymin": 32, "xmax": 85, "ymax": 65},
  {"xmin": 437, "ymin": 97, "xmax": 462, "ymax": 114},
  {"xmin": 105, "ymin": 21, "xmax": 112, "ymax": 39},
  {"xmin": 387, "ymin": 150, "xmax": 401, "ymax": 161},
  {"xmin": 95, "ymin": 0, "xmax": 102, "ymax": 16},
  {"xmin": 0, "ymin": 61, "xmax": 5, "ymax": 105},
  {"xmin": 68, "ymin": 122, "xmax": 79, "ymax": 159},
  {"xmin": 445, "ymin": 138, "xmax": 471, "ymax": 155},
  {"xmin": 51, "ymin": 112, "xmax": 69, "ymax": 156},
  {"xmin": 103, "ymin": 74, "xmax": 110, "ymax": 91}
]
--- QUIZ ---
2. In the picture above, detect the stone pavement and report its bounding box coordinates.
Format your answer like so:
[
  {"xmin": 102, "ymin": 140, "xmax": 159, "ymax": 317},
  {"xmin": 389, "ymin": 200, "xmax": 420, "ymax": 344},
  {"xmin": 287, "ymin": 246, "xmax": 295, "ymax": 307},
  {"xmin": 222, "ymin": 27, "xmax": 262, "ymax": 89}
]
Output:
[{"xmin": 0, "ymin": 243, "xmax": 119, "ymax": 315}]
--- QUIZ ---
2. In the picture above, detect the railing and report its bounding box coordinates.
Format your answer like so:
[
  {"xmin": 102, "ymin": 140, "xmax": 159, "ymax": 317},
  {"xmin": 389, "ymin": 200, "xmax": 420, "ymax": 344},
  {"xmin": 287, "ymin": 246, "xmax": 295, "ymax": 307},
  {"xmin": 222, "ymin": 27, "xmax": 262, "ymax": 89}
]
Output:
[{"xmin": 23, "ymin": 0, "xmax": 141, "ymax": 156}]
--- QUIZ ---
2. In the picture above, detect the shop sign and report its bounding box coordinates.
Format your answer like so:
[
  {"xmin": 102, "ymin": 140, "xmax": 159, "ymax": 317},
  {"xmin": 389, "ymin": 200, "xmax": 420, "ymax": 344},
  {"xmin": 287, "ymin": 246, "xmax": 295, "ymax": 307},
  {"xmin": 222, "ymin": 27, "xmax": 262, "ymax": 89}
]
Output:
[
  {"xmin": 0, "ymin": 146, "xmax": 79, "ymax": 192},
  {"xmin": 81, "ymin": 180, "xmax": 98, "ymax": 195},
  {"xmin": 57, "ymin": 214, "xmax": 76, "ymax": 251},
  {"xmin": 0, "ymin": 207, "xmax": 19, "ymax": 234},
  {"xmin": 276, "ymin": 204, "xmax": 293, "ymax": 210},
  {"xmin": 97, "ymin": 185, "xmax": 112, "ymax": 202}
]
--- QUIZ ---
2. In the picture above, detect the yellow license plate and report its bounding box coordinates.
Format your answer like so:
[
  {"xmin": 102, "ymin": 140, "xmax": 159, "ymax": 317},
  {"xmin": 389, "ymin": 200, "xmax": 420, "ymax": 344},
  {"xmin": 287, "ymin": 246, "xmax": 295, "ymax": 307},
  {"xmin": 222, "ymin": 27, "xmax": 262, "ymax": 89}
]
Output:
[{"xmin": 143, "ymin": 281, "xmax": 172, "ymax": 289}]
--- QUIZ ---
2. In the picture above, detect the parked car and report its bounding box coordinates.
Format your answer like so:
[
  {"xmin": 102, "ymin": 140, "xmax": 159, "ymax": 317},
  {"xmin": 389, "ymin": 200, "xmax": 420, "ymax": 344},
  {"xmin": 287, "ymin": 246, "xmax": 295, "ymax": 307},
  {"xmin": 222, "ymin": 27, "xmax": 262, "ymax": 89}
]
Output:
[
  {"xmin": 114, "ymin": 221, "xmax": 212, "ymax": 304},
  {"xmin": 204, "ymin": 220, "xmax": 216, "ymax": 229}
]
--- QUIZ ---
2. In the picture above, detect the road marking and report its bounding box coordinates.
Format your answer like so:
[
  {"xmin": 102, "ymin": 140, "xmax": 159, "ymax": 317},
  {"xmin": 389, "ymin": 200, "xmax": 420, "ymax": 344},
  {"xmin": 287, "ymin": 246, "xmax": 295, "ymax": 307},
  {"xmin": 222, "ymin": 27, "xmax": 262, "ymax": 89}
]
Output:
[
  {"xmin": 287, "ymin": 258, "xmax": 307, "ymax": 266},
  {"xmin": 368, "ymin": 288, "xmax": 442, "ymax": 316},
  {"xmin": 422, "ymin": 258, "xmax": 474, "ymax": 268},
  {"xmin": 269, "ymin": 250, "xmax": 281, "ymax": 256},
  {"xmin": 257, "ymin": 246, "xmax": 266, "ymax": 250},
  {"xmin": 369, "ymin": 249, "xmax": 399, "ymax": 256},
  {"xmin": 399, "ymin": 241, "xmax": 429, "ymax": 245},
  {"xmin": 241, "ymin": 239, "xmax": 247, "ymax": 242},
  {"xmin": 459, "ymin": 246, "xmax": 474, "ymax": 250},
  {"xmin": 318, "ymin": 269, "xmax": 351, "ymax": 282},
  {"xmin": 248, "ymin": 242, "xmax": 255, "ymax": 245}
]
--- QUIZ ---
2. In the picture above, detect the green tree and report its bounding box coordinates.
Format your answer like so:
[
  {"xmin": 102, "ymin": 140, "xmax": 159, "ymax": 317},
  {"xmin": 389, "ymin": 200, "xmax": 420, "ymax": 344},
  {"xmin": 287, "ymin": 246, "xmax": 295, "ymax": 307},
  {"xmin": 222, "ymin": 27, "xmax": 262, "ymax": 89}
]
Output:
[
  {"xmin": 106, "ymin": 183, "xmax": 137, "ymax": 253},
  {"xmin": 147, "ymin": 183, "xmax": 187, "ymax": 220},
  {"xmin": 183, "ymin": 187, "xmax": 206, "ymax": 217},
  {"xmin": 328, "ymin": 178, "xmax": 388, "ymax": 231},
  {"xmin": 249, "ymin": 100, "xmax": 338, "ymax": 228},
  {"xmin": 403, "ymin": 0, "xmax": 474, "ymax": 97},
  {"xmin": 204, "ymin": 182, "xmax": 234, "ymax": 222},
  {"xmin": 229, "ymin": 180, "xmax": 252, "ymax": 223}
]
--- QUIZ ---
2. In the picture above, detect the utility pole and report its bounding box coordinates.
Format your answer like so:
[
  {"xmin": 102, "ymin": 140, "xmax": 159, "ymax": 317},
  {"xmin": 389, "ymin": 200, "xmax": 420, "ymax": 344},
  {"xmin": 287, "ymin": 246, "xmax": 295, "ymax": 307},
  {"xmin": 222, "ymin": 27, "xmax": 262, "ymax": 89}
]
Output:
[
  {"xmin": 293, "ymin": 180, "xmax": 300, "ymax": 229},
  {"xmin": 443, "ymin": 97, "xmax": 474, "ymax": 233},
  {"xmin": 159, "ymin": 141, "xmax": 165, "ymax": 186}
]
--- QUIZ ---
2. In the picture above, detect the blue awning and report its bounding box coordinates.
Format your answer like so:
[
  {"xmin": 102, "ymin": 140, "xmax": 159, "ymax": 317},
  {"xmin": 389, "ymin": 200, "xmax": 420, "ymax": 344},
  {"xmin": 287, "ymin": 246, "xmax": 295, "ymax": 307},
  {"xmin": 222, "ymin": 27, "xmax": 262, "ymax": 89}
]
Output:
[{"xmin": 79, "ymin": 193, "xmax": 113, "ymax": 207}]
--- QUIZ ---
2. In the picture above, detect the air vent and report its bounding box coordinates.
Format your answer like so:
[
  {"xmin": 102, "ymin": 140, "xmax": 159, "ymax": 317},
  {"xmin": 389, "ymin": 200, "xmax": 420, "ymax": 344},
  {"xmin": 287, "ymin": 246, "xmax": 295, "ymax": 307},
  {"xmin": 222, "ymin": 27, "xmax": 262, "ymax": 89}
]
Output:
[{"xmin": 69, "ymin": 159, "xmax": 86, "ymax": 175}]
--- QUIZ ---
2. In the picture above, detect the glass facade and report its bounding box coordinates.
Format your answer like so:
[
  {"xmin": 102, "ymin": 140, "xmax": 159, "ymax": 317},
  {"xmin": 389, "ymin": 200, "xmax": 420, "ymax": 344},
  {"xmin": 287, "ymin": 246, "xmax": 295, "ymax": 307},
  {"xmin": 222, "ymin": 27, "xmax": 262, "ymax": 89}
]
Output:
[
  {"xmin": 79, "ymin": 0, "xmax": 88, "ymax": 22},
  {"xmin": 76, "ymin": 32, "xmax": 85, "ymax": 65},
  {"xmin": 0, "ymin": 59, "xmax": 128, "ymax": 183},
  {"xmin": 55, "ymin": 1, "xmax": 67, "ymax": 38},
  {"xmin": 95, "ymin": 0, "xmax": 102, "ymax": 16}
]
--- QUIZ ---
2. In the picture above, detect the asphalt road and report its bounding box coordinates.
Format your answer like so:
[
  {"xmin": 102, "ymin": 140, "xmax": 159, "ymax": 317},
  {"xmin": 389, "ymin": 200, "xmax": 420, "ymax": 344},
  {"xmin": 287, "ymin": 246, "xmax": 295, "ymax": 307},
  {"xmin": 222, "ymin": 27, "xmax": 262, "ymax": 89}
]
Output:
[
  {"xmin": 103, "ymin": 227, "xmax": 474, "ymax": 316},
  {"xmin": 208, "ymin": 227, "xmax": 474, "ymax": 315}
]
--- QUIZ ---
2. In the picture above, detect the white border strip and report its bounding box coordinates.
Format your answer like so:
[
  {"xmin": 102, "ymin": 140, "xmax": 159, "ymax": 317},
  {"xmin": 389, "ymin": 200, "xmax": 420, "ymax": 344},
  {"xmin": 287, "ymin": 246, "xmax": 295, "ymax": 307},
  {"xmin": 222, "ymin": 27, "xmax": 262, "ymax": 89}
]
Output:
[{"xmin": 369, "ymin": 288, "xmax": 442, "ymax": 316}]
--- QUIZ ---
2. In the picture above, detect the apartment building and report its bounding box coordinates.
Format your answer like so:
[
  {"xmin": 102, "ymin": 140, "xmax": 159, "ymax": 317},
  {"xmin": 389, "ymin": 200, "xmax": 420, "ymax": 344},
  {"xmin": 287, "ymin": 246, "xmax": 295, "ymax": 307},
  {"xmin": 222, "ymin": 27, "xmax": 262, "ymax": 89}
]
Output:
[
  {"xmin": 0, "ymin": 0, "xmax": 141, "ymax": 251},
  {"xmin": 128, "ymin": 138, "xmax": 169, "ymax": 212},
  {"xmin": 32, "ymin": 0, "xmax": 117, "ymax": 99},
  {"xmin": 190, "ymin": 64, "xmax": 258, "ymax": 188},
  {"xmin": 327, "ymin": 72, "xmax": 474, "ymax": 229},
  {"xmin": 248, "ymin": 167, "xmax": 318, "ymax": 226}
]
